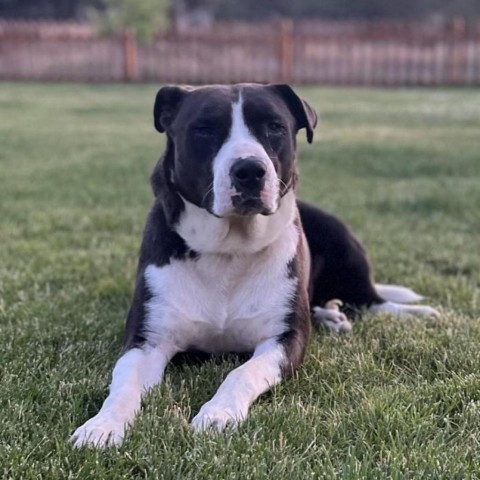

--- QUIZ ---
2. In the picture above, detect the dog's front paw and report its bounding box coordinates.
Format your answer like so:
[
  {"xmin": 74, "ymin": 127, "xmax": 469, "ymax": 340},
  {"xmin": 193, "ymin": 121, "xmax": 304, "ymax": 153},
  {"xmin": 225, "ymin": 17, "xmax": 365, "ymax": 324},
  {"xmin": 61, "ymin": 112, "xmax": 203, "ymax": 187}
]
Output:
[
  {"xmin": 191, "ymin": 402, "xmax": 246, "ymax": 432},
  {"xmin": 70, "ymin": 414, "xmax": 126, "ymax": 448}
]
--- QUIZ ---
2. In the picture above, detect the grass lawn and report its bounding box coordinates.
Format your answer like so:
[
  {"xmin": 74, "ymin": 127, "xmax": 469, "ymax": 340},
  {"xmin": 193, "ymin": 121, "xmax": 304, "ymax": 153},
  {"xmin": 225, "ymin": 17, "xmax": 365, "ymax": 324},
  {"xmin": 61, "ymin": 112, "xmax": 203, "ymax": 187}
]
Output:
[{"xmin": 1, "ymin": 82, "xmax": 479, "ymax": 479}]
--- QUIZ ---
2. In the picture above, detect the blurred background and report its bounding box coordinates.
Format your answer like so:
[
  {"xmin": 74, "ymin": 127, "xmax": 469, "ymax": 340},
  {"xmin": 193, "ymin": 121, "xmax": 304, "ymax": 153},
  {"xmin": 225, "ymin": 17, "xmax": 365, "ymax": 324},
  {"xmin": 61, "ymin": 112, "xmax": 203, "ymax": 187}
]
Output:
[{"xmin": 1, "ymin": 0, "xmax": 480, "ymax": 85}]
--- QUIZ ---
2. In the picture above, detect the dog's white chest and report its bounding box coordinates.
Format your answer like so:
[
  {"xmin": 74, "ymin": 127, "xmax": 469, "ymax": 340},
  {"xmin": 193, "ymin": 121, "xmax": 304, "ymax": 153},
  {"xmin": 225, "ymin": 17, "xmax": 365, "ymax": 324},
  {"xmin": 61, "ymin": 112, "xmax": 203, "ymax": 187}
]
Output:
[{"xmin": 144, "ymin": 227, "xmax": 298, "ymax": 353}]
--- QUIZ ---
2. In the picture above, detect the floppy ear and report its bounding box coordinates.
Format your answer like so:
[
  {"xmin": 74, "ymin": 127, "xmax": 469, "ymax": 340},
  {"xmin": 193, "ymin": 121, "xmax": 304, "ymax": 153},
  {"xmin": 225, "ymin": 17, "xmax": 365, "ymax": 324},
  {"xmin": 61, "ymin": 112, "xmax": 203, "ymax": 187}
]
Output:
[
  {"xmin": 153, "ymin": 85, "xmax": 193, "ymax": 133},
  {"xmin": 268, "ymin": 84, "xmax": 318, "ymax": 143}
]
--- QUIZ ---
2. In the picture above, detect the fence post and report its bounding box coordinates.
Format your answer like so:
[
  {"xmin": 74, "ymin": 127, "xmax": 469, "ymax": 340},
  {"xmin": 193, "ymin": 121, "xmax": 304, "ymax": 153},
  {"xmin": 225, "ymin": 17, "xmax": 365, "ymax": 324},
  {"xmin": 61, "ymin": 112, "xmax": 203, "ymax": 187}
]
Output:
[
  {"xmin": 123, "ymin": 28, "xmax": 138, "ymax": 82},
  {"xmin": 450, "ymin": 16, "xmax": 466, "ymax": 85},
  {"xmin": 278, "ymin": 19, "xmax": 294, "ymax": 83}
]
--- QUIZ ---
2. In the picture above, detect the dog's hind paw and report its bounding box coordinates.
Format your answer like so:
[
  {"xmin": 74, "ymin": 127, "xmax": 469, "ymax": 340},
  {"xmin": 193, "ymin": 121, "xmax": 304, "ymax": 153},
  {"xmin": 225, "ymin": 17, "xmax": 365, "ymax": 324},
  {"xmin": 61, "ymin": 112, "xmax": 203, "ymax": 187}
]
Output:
[{"xmin": 313, "ymin": 301, "xmax": 352, "ymax": 333}]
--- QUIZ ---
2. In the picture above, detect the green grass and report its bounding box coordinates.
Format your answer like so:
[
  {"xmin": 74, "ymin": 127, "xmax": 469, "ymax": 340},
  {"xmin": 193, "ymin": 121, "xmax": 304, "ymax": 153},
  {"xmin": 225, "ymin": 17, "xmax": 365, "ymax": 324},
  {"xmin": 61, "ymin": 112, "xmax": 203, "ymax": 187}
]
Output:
[{"xmin": 1, "ymin": 83, "xmax": 479, "ymax": 479}]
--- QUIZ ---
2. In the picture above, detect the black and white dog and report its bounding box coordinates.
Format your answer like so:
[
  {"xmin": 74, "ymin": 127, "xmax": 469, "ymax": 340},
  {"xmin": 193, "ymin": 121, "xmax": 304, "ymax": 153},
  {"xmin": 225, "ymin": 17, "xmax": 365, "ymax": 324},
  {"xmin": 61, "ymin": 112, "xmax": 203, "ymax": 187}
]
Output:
[{"xmin": 71, "ymin": 83, "xmax": 438, "ymax": 448}]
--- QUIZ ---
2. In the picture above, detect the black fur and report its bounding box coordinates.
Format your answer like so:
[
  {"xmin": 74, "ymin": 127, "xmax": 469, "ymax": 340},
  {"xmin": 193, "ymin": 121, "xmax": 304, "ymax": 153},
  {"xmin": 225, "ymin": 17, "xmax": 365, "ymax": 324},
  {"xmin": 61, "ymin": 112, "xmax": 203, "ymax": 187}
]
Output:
[
  {"xmin": 298, "ymin": 200, "xmax": 383, "ymax": 311},
  {"xmin": 124, "ymin": 83, "xmax": 322, "ymax": 356},
  {"xmin": 124, "ymin": 83, "xmax": 382, "ymax": 374}
]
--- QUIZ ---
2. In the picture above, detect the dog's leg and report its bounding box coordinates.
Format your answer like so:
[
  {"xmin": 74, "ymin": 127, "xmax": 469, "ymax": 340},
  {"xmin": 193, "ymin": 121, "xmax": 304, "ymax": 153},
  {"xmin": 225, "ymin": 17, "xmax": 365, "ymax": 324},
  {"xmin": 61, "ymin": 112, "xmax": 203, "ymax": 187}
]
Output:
[
  {"xmin": 191, "ymin": 337, "xmax": 294, "ymax": 432},
  {"xmin": 372, "ymin": 284, "xmax": 439, "ymax": 317},
  {"xmin": 370, "ymin": 301, "xmax": 439, "ymax": 318},
  {"xmin": 374, "ymin": 283, "xmax": 424, "ymax": 304},
  {"xmin": 71, "ymin": 343, "xmax": 176, "ymax": 448}
]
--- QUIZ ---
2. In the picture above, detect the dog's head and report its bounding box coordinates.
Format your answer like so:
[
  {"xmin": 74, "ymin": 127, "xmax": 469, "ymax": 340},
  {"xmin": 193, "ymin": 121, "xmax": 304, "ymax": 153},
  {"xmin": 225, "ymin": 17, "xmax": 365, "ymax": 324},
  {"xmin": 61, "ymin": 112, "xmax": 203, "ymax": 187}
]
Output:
[{"xmin": 152, "ymin": 83, "xmax": 317, "ymax": 218}]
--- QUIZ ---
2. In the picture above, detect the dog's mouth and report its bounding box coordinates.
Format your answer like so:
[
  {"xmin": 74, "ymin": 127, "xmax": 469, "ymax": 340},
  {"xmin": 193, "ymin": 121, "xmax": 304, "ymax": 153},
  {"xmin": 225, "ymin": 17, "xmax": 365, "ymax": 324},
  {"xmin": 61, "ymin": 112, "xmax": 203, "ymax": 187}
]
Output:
[
  {"xmin": 210, "ymin": 180, "xmax": 280, "ymax": 218},
  {"xmin": 230, "ymin": 195, "xmax": 272, "ymax": 216}
]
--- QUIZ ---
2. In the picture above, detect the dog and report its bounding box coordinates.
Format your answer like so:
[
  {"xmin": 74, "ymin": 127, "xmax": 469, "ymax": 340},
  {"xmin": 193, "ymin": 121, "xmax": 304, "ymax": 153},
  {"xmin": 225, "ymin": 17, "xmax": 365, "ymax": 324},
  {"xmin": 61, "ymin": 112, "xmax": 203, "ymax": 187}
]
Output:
[{"xmin": 71, "ymin": 83, "xmax": 439, "ymax": 448}]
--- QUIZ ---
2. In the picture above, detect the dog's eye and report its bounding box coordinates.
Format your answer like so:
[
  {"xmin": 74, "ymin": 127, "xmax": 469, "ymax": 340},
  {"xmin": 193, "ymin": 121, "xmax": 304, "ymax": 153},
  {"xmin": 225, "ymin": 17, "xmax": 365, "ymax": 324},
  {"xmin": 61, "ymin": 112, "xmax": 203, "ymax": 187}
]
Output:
[
  {"xmin": 193, "ymin": 126, "xmax": 215, "ymax": 137},
  {"xmin": 267, "ymin": 121, "xmax": 285, "ymax": 134}
]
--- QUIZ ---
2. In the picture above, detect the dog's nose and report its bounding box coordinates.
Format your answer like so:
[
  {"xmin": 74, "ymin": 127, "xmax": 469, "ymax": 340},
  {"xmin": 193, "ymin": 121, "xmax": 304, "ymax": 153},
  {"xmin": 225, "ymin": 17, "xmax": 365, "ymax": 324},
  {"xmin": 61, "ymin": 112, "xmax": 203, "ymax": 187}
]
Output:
[{"xmin": 230, "ymin": 158, "xmax": 266, "ymax": 191}]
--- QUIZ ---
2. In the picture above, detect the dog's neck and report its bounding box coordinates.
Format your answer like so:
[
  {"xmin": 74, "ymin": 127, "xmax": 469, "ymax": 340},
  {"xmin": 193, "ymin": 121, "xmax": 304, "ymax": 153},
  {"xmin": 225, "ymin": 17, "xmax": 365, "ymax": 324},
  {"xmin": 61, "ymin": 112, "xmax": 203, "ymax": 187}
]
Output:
[{"xmin": 175, "ymin": 189, "xmax": 297, "ymax": 256}]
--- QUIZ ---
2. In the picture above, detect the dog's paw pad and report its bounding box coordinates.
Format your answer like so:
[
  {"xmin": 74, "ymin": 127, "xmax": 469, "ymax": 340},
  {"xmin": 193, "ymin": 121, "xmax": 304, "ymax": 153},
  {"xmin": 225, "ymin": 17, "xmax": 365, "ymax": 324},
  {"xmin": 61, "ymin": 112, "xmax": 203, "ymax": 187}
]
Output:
[{"xmin": 70, "ymin": 415, "xmax": 126, "ymax": 448}]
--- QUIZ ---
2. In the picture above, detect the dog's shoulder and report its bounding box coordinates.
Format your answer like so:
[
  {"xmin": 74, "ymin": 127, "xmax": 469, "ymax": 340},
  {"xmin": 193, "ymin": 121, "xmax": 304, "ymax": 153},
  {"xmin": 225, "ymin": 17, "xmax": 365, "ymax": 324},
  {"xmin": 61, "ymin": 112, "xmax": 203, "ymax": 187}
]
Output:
[
  {"xmin": 138, "ymin": 143, "xmax": 197, "ymax": 269},
  {"xmin": 138, "ymin": 197, "xmax": 197, "ymax": 271},
  {"xmin": 123, "ymin": 193, "xmax": 195, "ymax": 351}
]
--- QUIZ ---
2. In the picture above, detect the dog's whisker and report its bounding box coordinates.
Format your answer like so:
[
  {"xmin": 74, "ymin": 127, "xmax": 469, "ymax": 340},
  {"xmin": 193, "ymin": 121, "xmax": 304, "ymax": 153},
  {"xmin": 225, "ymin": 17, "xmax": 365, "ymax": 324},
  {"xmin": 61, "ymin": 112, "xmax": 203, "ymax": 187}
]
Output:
[
  {"xmin": 278, "ymin": 178, "xmax": 288, "ymax": 190},
  {"xmin": 201, "ymin": 183, "xmax": 214, "ymax": 205}
]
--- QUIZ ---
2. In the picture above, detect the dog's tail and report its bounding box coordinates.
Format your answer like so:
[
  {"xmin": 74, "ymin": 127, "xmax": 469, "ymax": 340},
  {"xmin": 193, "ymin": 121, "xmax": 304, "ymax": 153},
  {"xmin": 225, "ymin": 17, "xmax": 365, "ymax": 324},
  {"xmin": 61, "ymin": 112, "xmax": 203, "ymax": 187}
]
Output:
[{"xmin": 375, "ymin": 283, "xmax": 424, "ymax": 304}]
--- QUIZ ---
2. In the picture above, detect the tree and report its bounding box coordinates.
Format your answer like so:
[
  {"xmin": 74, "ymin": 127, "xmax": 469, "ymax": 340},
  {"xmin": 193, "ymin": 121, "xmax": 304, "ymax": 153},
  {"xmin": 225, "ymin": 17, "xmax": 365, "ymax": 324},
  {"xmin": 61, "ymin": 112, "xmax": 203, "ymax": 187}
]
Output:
[{"xmin": 88, "ymin": 0, "xmax": 169, "ymax": 41}]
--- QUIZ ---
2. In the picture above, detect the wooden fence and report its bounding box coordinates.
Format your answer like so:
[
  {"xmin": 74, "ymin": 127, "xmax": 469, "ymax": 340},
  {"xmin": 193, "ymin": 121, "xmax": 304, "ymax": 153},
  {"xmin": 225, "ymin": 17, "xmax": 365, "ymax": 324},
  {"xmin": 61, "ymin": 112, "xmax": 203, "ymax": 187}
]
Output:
[{"xmin": 1, "ymin": 19, "xmax": 480, "ymax": 85}]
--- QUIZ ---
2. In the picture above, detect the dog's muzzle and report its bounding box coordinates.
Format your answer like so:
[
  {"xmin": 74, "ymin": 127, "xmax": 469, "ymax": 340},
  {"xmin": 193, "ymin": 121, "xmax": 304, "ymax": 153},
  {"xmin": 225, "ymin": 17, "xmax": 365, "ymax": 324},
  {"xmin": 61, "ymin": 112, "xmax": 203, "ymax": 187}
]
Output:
[{"xmin": 230, "ymin": 157, "xmax": 269, "ymax": 215}]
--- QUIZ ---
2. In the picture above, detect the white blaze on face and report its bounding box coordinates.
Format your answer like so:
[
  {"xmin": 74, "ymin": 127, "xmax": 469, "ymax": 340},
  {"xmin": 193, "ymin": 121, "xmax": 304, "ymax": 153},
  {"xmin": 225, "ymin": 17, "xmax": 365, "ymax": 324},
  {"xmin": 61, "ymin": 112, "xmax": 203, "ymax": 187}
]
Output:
[{"xmin": 212, "ymin": 93, "xmax": 279, "ymax": 217}]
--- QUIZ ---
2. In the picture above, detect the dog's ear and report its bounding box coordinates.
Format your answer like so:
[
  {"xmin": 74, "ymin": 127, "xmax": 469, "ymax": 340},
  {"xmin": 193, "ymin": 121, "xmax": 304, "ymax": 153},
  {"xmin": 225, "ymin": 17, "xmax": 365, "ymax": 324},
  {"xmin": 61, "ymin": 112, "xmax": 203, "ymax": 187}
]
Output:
[
  {"xmin": 267, "ymin": 84, "xmax": 317, "ymax": 143},
  {"xmin": 153, "ymin": 85, "xmax": 194, "ymax": 133}
]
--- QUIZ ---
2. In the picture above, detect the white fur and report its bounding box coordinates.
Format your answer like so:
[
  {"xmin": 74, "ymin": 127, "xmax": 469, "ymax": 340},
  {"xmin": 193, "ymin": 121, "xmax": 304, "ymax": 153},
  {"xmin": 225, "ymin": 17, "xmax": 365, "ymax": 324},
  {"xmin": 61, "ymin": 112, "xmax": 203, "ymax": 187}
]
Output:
[
  {"xmin": 375, "ymin": 283, "xmax": 424, "ymax": 304},
  {"xmin": 176, "ymin": 189, "xmax": 296, "ymax": 255},
  {"xmin": 212, "ymin": 93, "xmax": 279, "ymax": 217},
  {"xmin": 71, "ymin": 345, "xmax": 176, "ymax": 448},
  {"xmin": 145, "ymin": 193, "xmax": 299, "ymax": 354},
  {"xmin": 369, "ymin": 301, "xmax": 439, "ymax": 318},
  {"xmin": 191, "ymin": 338, "xmax": 285, "ymax": 431}
]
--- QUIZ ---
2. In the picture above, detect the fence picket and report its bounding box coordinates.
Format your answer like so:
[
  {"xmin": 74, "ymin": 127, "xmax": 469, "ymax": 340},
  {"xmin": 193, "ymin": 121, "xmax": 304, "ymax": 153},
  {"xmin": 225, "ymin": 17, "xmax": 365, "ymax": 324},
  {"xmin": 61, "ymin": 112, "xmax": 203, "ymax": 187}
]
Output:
[{"xmin": 1, "ymin": 20, "xmax": 479, "ymax": 85}]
